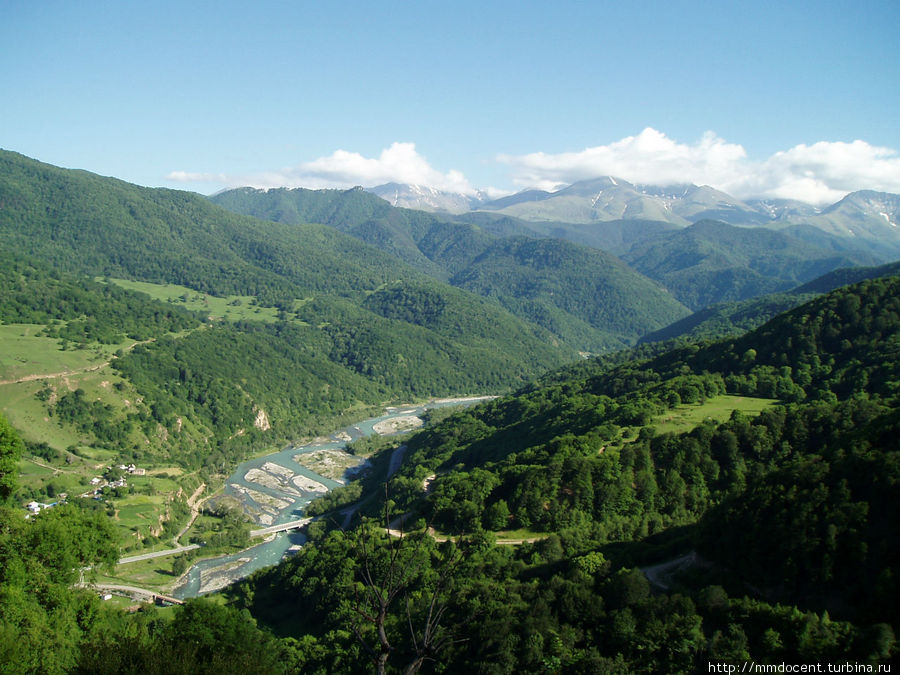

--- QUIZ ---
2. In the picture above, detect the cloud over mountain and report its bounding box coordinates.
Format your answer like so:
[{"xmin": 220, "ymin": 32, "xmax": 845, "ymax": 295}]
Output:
[
  {"xmin": 168, "ymin": 130, "xmax": 900, "ymax": 205},
  {"xmin": 499, "ymin": 128, "xmax": 900, "ymax": 205},
  {"xmin": 498, "ymin": 128, "xmax": 748, "ymax": 193},
  {"xmin": 168, "ymin": 142, "xmax": 479, "ymax": 195}
]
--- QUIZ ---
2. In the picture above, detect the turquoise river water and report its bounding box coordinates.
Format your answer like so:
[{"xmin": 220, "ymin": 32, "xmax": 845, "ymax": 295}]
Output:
[{"xmin": 173, "ymin": 398, "xmax": 488, "ymax": 599}]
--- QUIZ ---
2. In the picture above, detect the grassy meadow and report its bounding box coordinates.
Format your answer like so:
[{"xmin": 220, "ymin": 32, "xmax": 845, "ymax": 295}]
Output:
[
  {"xmin": 104, "ymin": 278, "xmax": 285, "ymax": 323},
  {"xmin": 649, "ymin": 394, "xmax": 777, "ymax": 436}
]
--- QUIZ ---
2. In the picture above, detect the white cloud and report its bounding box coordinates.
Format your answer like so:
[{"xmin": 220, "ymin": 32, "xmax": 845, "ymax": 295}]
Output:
[
  {"xmin": 499, "ymin": 128, "xmax": 900, "ymax": 204},
  {"xmin": 167, "ymin": 131, "xmax": 900, "ymax": 204},
  {"xmin": 736, "ymin": 140, "xmax": 900, "ymax": 204},
  {"xmin": 498, "ymin": 128, "xmax": 747, "ymax": 192},
  {"xmin": 167, "ymin": 142, "xmax": 481, "ymax": 195}
]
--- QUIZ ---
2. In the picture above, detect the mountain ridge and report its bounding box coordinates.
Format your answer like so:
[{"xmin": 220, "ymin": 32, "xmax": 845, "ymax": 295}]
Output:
[
  {"xmin": 362, "ymin": 176, "xmax": 900, "ymax": 257},
  {"xmin": 211, "ymin": 183, "xmax": 692, "ymax": 352}
]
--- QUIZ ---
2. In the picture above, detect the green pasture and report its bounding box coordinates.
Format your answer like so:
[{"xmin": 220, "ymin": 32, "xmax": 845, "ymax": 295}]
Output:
[
  {"xmin": 147, "ymin": 466, "xmax": 186, "ymax": 478},
  {"xmin": 105, "ymin": 278, "xmax": 283, "ymax": 323},
  {"xmin": 129, "ymin": 474, "xmax": 181, "ymax": 494},
  {"xmin": 17, "ymin": 458, "xmax": 56, "ymax": 480},
  {"xmin": 0, "ymin": 324, "xmax": 111, "ymax": 381},
  {"xmin": 649, "ymin": 394, "xmax": 777, "ymax": 436},
  {"xmin": 17, "ymin": 461, "xmax": 93, "ymax": 495},
  {"xmin": 96, "ymin": 594, "xmax": 146, "ymax": 611},
  {"xmin": 0, "ymin": 370, "xmax": 137, "ymax": 451},
  {"xmin": 0, "ymin": 320, "xmax": 141, "ymax": 451},
  {"xmin": 73, "ymin": 445, "xmax": 119, "ymax": 463},
  {"xmin": 96, "ymin": 556, "xmax": 184, "ymax": 592},
  {"xmin": 115, "ymin": 495, "xmax": 168, "ymax": 530}
]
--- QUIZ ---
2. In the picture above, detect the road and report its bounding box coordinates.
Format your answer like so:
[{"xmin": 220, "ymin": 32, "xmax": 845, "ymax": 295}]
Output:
[
  {"xmin": 640, "ymin": 552, "xmax": 696, "ymax": 590},
  {"xmin": 174, "ymin": 482, "xmax": 207, "ymax": 545},
  {"xmin": 118, "ymin": 544, "xmax": 201, "ymax": 565},
  {"xmin": 77, "ymin": 582, "xmax": 184, "ymax": 605}
]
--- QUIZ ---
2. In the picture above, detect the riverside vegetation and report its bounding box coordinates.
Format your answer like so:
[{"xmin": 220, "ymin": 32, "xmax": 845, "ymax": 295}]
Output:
[{"xmin": 0, "ymin": 150, "xmax": 897, "ymax": 672}]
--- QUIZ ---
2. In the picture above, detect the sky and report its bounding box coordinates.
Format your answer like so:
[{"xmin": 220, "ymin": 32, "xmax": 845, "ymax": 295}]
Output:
[{"xmin": 2, "ymin": 0, "xmax": 899, "ymax": 205}]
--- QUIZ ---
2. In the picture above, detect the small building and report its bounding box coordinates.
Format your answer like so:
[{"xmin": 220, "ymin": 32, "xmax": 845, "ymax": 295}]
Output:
[{"xmin": 25, "ymin": 501, "xmax": 55, "ymax": 514}]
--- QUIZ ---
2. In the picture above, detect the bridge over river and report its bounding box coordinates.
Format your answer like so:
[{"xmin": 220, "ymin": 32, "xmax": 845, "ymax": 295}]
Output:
[{"xmin": 249, "ymin": 517, "xmax": 312, "ymax": 538}]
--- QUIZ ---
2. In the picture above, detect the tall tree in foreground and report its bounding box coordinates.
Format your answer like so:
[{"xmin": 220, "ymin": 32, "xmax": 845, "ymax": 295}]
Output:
[
  {"xmin": 0, "ymin": 414, "xmax": 24, "ymax": 501},
  {"xmin": 350, "ymin": 493, "xmax": 465, "ymax": 675}
]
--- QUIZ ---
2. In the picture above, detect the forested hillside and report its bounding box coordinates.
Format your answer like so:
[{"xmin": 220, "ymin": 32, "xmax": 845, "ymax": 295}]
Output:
[
  {"xmin": 0, "ymin": 152, "xmax": 580, "ymax": 464},
  {"xmin": 638, "ymin": 292, "xmax": 818, "ymax": 344},
  {"xmin": 446, "ymin": 236, "xmax": 689, "ymax": 351},
  {"xmin": 793, "ymin": 259, "xmax": 900, "ymax": 294},
  {"xmin": 0, "ymin": 152, "xmax": 594, "ymax": 576},
  {"xmin": 0, "ymin": 152, "xmax": 423, "ymax": 304},
  {"xmin": 0, "ymin": 250, "xmax": 202, "ymax": 344},
  {"xmin": 2, "ymin": 270, "xmax": 897, "ymax": 671},
  {"xmin": 226, "ymin": 276, "xmax": 899, "ymax": 672},
  {"xmin": 211, "ymin": 186, "xmax": 691, "ymax": 351},
  {"xmin": 621, "ymin": 220, "xmax": 881, "ymax": 309},
  {"xmin": 639, "ymin": 258, "xmax": 900, "ymax": 344}
]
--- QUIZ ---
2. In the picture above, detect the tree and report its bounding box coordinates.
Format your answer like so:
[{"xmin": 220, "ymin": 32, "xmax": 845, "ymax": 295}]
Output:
[
  {"xmin": 0, "ymin": 415, "xmax": 24, "ymax": 501},
  {"xmin": 349, "ymin": 490, "xmax": 464, "ymax": 675},
  {"xmin": 482, "ymin": 499, "xmax": 510, "ymax": 531}
]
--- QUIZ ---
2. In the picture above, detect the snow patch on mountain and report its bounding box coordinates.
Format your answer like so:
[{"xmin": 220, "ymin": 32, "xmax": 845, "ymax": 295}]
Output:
[{"xmin": 367, "ymin": 183, "xmax": 490, "ymax": 213}]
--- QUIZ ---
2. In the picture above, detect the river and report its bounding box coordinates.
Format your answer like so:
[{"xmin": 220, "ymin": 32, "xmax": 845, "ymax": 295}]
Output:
[{"xmin": 173, "ymin": 397, "xmax": 491, "ymax": 599}]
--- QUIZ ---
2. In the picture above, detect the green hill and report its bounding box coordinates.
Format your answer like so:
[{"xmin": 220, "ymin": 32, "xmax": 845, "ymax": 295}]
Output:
[
  {"xmin": 3, "ymin": 254, "xmax": 897, "ymax": 671},
  {"xmin": 0, "ymin": 152, "xmax": 405, "ymax": 303},
  {"xmin": 447, "ymin": 236, "xmax": 689, "ymax": 351},
  {"xmin": 621, "ymin": 219, "xmax": 881, "ymax": 309},
  {"xmin": 3, "ymin": 149, "xmax": 897, "ymax": 673},
  {"xmin": 638, "ymin": 292, "xmax": 818, "ymax": 344},
  {"xmin": 0, "ymin": 151, "xmax": 578, "ymax": 474},
  {"xmin": 640, "ymin": 258, "xmax": 900, "ymax": 344},
  {"xmin": 793, "ymin": 259, "xmax": 900, "ymax": 294},
  {"xmin": 211, "ymin": 186, "xmax": 691, "ymax": 351}
]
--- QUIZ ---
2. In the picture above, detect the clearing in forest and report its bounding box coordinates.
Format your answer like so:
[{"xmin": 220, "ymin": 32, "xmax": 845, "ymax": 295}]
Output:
[{"xmin": 650, "ymin": 394, "xmax": 777, "ymax": 436}]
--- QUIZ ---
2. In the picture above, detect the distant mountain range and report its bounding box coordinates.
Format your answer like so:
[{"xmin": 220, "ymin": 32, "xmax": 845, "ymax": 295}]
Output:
[
  {"xmin": 4, "ymin": 147, "xmax": 897, "ymax": 358},
  {"xmin": 619, "ymin": 219, "xmax": 880, "ymax": 310},
  {"xmin": 211, "ymin": 184, "xmax": 888, "ymax": 318},
  {"xmin": 365, "ymin": 177, "xmax": 900, "ymax": 255}
]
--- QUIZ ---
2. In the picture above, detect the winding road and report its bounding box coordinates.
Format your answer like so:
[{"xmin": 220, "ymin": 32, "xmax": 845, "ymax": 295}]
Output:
[
  {"xmin": 640, "ymin": 552, "xmax": 697, "ymax": 589},
  {"xmin": 174, "ymin": 483, "xmax": 207, "ymax": 545}
]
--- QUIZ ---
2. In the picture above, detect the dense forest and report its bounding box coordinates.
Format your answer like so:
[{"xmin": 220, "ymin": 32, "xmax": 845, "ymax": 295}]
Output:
[
  {"xmin": 0, "ymin": 150, "xmax": 589, "ymax": 476},
  {"xmin": 0, "ymin": 250, "xmax": 202, "ymax": 345},
  {"xmin": 226, "ymin": 276, "xmax": 898, "ymax": 671},
  {"xmin": 3, "ymin": 276, "xmax": 893, "ymax": 673},
  {"xmin": 211, "ymin": 185, "xmax": 692, "ymax": 351},
  {"xmin": 620, "ymin": 220, "xmax": 880, "ymax": 310},
  {"xmin": 0, "ymin": 248, "xmax": 570, "ymax": 475}
]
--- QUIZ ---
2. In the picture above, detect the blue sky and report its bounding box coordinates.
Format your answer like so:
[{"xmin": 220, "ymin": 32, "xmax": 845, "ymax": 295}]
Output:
[{"xmin": 2, "ymin": 0, "xmax": 899, "ymax": 203}]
